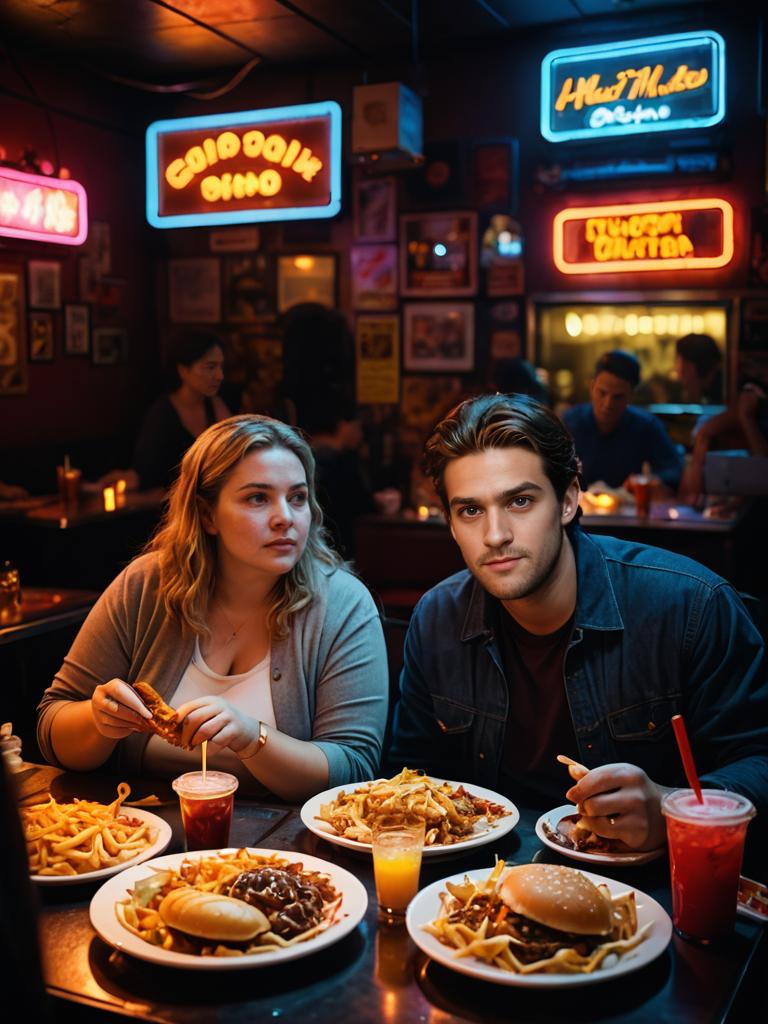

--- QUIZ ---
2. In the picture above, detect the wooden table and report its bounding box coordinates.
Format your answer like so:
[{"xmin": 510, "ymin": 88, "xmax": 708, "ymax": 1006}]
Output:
[
  {"xmin": 1, "ymin": 490, "xmax": 165, "ymax": 590},
  {"xmin": 0, "ymin": 587, "xmax": 98, "ymax": 646},
  {"xmin": 18, "ymin": 765, "xmax": 766, "ymax": 1024}
]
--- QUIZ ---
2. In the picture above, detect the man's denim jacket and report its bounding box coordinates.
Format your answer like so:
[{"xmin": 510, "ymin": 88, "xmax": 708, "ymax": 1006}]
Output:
[{"xmin": 389, "ymin": 527, "xmax": 768, "ymax": 820}]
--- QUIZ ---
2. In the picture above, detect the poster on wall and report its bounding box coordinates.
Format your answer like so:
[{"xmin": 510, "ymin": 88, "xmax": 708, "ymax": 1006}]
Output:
[
  {"xmin": 403, "ymin": 302, "xmax": 474, "ymax": 372},
  {"xmin": 350, "ymin": 245, "xmax": 397, "ymax": 310},
  {"xmin": 64, "ymin": 304, "xmax": 90, "ymax": 355},
  {"xmin": 92, "ymin": 327, "xmax": 126, "ymax": 365},
  {"xmin": 28, "ymin": 261, "xmax": 61, "ymax": 310},
  {"xmin": 355, "ymin": 315, "xmax": 399, "ymax": 404},
  {"xmin": 28, "ymin": 311, "xmax": 55, "ymax": 362},
  {"xmin": 223, "ymin": 254, "xmax": 272, "ymax": 321},
  {"xmin": 169, "ymin": 259, "xmax": 221, "ymax": 322},
  {"xmin": 0, "ymin": 264, "xmax": 27, "ymax": 394},
  {"xmin": 400, "ymin": 212, "xmax": 477, "ymax": 297},
  {"xmin": 277, "ymin": 254, "xmax": 335, "ymax": 312},
  {"xmin": 353, "ymin": 176, "xmax": 397, "ymax": 241}
]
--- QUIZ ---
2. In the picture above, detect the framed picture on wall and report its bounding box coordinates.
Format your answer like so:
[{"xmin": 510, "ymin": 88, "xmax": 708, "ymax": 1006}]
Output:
[
  {"xmin": 0, "ymin": 262, "xmax": 28, "ymax": 394},
  {"xmin": 223, "ymin": 253, "xmax": 272, "ymax": 322},
  {"xmin": 350, "ymin": 245, "xmax": 398, "ymax": 310},
  {"xmin": 277, "ymin": 254, "xmax": 336, "ymax": 312},
  {"xmin": 28, "ymin": 260, "xmax": 61, "ymax": 309},
  {"xmin": 353, "ymin": 176, "xmax": 397, "ymax": 242},
  {"xmin": 400, "ymin": 212, "xmax": 478, "ymax": 297},
  {"xmin": 403, "ymin": 302, "xmax": 474, "ymax": 372},
  {"xmin": 64, "ymin": 304, "xmax": 90, "ymax": 355},
  {"xmin": 92, "ymin": 326, "xmax": 126, "ymax": 365},
  {"xmin": 28, "ymin": 311, "xmax": 55, "ymax": 362},
  {"xmin": 469, "ymin": 140, "xmax": 518, "ymax": 212},
  {"xmin": 169, "ymin": 258, "xmax": 221, "ymax": 323}
]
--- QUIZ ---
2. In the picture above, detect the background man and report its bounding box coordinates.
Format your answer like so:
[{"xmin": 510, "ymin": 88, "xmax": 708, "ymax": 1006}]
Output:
[
  {"xmin": 562, "ymin": 349, "xmax": 682, "ymax": 494},
  {"xmin": 389, "ymin": 394, "xmax": 767, "ymax": 854}
]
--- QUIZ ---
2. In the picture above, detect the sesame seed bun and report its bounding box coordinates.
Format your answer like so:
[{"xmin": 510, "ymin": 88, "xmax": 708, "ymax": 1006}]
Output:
[{"xmin": 499, "ymin": 863, "xmax": 612, "ymax": 936}]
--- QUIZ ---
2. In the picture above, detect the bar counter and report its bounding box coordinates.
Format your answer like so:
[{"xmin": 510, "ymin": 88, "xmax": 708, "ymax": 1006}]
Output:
[{"xmin": 18, "ymin": 764, "xmax": 765, "ymax": 1024}]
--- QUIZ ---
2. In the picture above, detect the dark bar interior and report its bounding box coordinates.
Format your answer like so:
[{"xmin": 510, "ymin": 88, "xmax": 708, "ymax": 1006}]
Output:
[{"xmin": 1, "ymin": 2, "xmax": 766, "ymax": 1020}]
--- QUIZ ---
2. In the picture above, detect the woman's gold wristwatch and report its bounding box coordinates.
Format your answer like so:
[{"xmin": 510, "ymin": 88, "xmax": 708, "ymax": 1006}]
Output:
[{"xmin": 238, "ymin": 721, "xmax": 268, "ymax": 760}]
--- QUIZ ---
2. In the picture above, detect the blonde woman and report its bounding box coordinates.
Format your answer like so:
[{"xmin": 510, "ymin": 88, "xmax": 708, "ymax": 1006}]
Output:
[{"xmin": 37, "ymin": 416, "xmax": 388, "ymax": 800}]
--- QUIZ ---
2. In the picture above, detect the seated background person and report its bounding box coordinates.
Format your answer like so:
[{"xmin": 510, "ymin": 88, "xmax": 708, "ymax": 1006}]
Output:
[
  {"xmin": 98, "ymin": 329, "xmax": 231, "ymax": 492},
  {"xmin": 38, "ymin": 415, "xmax": 388, "ymax": 801},
  {"xmin": 562, "ymin": 349, "xmax": 682, "ymax": 495},
  {"xmin": 388, "ymin": 393, "xmax": 767, "ymax": 855},
  {"xmin": 675, "ymin": 332, "xmax": 723, "ymax": 405}
]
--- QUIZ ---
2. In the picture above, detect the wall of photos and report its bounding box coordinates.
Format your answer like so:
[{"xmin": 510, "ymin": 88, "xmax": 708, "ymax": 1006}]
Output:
[{"xmin": 1, "ymin": 8, "xmax": 765, "ymax": 497}]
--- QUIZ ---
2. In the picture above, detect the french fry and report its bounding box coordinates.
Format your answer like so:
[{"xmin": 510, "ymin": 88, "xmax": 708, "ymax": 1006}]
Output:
[
  {"xmin": 21, "ymin": 783, "xmax": 157, "ymax": 877},
  {"xmin": 316, "ymin": 768, "xmax": 511, "ymax": 846}
]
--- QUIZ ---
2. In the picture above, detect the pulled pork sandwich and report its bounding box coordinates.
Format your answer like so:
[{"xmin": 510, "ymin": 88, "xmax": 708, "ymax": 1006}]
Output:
[
  {"xmin": 229, "ymin": 865, "xmax": 334, "ymax": 939},
  {"xmin": 426, "ymin": 860, "xmax": 650, "ymax": 974},
  {"xmin": 133, "ymin": 681, "xmax": 191, "ymax": 749}
]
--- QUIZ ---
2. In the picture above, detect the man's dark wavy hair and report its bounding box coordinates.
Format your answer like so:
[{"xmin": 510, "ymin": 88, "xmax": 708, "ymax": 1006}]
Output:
[{"xmin": 424, "ymin": 393, "xmax": 579, "ymax": 511}]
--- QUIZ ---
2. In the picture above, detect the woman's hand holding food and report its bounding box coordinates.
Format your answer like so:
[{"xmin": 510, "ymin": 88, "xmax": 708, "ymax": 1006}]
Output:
[
  {"xmin": 91, "ymin": 679, "xmax": 153, "ymax": 739},
  {"xmin": 175, "ymin": 695, "xmax": 260, "ymax": 756},
  {"xmin": 565, "ymin": 762, "xmax": 672, "ymax": 851}
]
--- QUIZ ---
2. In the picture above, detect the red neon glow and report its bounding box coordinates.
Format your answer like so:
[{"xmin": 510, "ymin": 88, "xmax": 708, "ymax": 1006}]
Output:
[
  {"xmin": 0, "ymin": 167, "xmax": 88, "ymax": 245},
  {"xmin": 553, "ymin": 198, "xmax": 733, "ymax": 274}
]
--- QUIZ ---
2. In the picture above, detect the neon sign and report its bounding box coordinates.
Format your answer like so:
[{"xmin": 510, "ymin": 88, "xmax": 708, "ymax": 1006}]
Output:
[
  {"xmin": 0, "ymin": 167, "xmax": 87, "ymax": 245},
  {"xmin": 146, "ymin": 101, "xmax": 342, "ymax": 228},
  {"xmin": 553, "ymin": 199, "xmax": 734, "ymax": 274},
  {"xmin": 541, "ymin": 31, "xmax": 725, "ymax": 142}
]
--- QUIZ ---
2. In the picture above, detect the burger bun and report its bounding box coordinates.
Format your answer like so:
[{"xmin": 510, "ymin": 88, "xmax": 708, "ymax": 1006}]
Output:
[
  {"xmin": 499, "ymin": 863, "xmax": 612, "ymax": 936},
  {"xmin": 159, "ymin": 887, "xmax": 270, "ymax": 942}
]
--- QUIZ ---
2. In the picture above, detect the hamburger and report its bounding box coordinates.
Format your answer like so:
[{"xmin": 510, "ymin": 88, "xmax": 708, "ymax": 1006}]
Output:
[
  {"xmin": 158, "ymin": 887, "xmax": 270, "ymax": 943},
  {"xmin": 133, "ymin": 681, "xmax": 191, "ymax": 749},
  {"xmin": 446, "ymin": 863, "xmax": 614, "ymax": 964}
]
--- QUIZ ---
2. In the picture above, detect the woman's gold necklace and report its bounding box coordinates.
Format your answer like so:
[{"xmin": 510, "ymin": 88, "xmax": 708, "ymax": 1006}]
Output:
[{"xmin": 216, "ymin": 601, "xmax": 253, "ymax": 645}]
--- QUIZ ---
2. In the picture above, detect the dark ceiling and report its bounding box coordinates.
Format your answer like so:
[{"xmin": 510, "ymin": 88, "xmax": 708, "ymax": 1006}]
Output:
[{"xmin": 0, "ymin": 0, "xmax": 710, "ymax": 92}]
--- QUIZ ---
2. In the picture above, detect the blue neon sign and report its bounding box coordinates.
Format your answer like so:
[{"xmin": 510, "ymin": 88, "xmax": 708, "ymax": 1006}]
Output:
[
  {"xmin": 146, "ymin": 101, "xmax": 342, "ymax": 229},
  {"xmin": 541, "ymin": 31, "xmax": 725, "ymax": 143}
]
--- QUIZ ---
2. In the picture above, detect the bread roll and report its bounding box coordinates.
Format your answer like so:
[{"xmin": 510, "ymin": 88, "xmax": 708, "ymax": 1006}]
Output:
[{"xmin": 159, "ymin": 887, "xmax": 270, "ymax": 941}]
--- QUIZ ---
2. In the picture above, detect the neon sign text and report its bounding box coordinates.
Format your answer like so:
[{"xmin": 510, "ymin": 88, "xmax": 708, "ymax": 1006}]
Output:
[
  {"xmin": 542, "ymin": 32, "xmax": 725, "ymax": 142},
  {"xmin": 553, "ymin": 199, "xmax": 734, "ymax": 274},
  {"xmin": 0, "ymin": 167, "xmax": 87, "ymax": 245},
  {"xmin": 147, "ymin": 102, "xmax": 341, "ymax": 228}
]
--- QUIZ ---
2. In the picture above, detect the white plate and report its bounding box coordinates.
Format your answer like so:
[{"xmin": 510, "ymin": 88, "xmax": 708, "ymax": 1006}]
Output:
[
  {"xmin": 30, "ymin": 807, "xmax": 172, "ymax": 886},
  {"xmin": 301, "ymin": 779, "xmax": 520, "ymax": 857},
  {"xmin": 406, "ymin": 866, "xmax": 672, "ymax": 988},
  {"xmin": 89, "ymin": 847, "xmax": 368, "ymax": 969},
  {"xmin": 534, "ymin": 805, "xmax": 665, "ymax": 867}
]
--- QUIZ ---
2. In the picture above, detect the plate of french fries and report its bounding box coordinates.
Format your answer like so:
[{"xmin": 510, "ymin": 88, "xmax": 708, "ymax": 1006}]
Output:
[
  {"xmin": 301, "ymin": 768, "xmax": 519, "ymax": 857},
  {"xmin": 22, "ymin": 783, "xmax": 172, "ymax": 884},
  {"xmin": 406, "ymin": 862, "xmax": 671, "ymax": 987},
  {"xmin": 90, "ymin": 847, "xmax": 368, "ymax": 969}
]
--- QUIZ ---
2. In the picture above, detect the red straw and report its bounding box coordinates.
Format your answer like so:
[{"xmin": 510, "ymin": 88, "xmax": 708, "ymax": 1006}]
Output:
[{"xmin": 671, "ymin": 714, "xmax": 703, "ymax": 804}]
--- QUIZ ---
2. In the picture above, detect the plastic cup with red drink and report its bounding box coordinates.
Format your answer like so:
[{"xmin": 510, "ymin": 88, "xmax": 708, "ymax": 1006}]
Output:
[
  {"xmin": 172, "ymin": 771, "xmax": 239, "ymax": 852},
  {"xmin": 661, "ymin": 788, "xmax": 755, "ymax": 943}
]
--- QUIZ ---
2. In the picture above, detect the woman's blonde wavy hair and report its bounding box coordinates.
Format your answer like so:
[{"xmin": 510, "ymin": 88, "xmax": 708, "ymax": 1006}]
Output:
[{"xmin": 147, "ymin": 414, "xmax": 342, "ymax": 639}]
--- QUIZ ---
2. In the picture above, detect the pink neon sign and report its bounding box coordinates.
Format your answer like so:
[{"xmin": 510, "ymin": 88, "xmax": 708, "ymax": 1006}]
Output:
[{"xmin": 0, "ymin": 167, "xmax": 88, "ymax": 245}]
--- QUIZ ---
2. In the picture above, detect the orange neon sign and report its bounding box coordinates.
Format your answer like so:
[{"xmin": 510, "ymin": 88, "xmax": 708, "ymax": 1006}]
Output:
[{"xmin": 553, "ymin": 198, "xmax": 734, "ymax": 274}]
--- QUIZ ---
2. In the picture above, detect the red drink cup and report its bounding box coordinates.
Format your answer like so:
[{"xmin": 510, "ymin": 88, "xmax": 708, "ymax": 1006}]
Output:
[
  {"xmin": 661, "ymin": 789, "xmax": 755, "ymax": 943},
  {"xmin": 172, "ymin": 771, "xmax": 239, "ymax": 852},
  {"xmin": 631, "ymin": 474, "xmax": 651, "ymax": 517}
]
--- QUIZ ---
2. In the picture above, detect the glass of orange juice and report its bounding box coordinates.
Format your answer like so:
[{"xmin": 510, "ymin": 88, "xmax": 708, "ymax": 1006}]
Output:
[{"xmin": 372, "ymin": 820, "xmax": 425, "ymax": 923}]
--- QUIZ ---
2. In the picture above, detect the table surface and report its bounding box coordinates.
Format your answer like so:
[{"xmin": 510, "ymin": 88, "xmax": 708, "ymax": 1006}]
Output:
[
  {"xmin": 0, "ymin": 587, "xmax": 98, "ymax": 645},
  {"xmin": 0, "ymin": 489, "xmax": 165, "ymax": 529},
  {"xmin": 18, "ymin": 764, "xmax": 765, "ymax": 1024}
]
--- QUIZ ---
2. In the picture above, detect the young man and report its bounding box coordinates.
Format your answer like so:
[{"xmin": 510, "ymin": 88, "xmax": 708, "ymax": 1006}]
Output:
[
  {"xmin": 388, "ymin": 394, "xmax": 767, "ymax": 851},
  {"xmin": 562, "ymin": 349, "xmax": 683, "ymax": 493}
]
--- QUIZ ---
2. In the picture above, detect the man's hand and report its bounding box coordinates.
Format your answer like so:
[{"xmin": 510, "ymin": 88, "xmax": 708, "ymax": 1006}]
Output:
[
  {"xmin": 175, "ymin": 695, "xmax": 259, "ymax": 756},
  {"xmin": 565, "ymin": 762, "xmax": 672, "ymax": 851}
]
